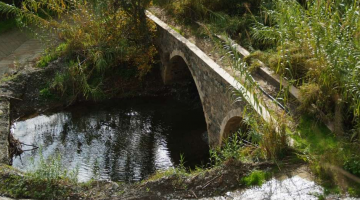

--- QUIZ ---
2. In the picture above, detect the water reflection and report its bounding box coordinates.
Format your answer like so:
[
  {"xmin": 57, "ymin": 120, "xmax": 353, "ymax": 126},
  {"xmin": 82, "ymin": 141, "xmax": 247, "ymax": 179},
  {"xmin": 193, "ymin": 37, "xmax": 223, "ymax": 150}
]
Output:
[{"xmin": 12, "ymin": 97, "xmax": 209, "ymax": 182}]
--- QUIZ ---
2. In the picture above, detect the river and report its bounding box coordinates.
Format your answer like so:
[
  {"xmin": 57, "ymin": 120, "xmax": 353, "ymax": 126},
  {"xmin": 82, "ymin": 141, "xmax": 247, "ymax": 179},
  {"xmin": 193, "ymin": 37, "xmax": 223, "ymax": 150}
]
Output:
[{"xmin": 11, "ymin": 97, "xmax": 210, "ymax": 182}]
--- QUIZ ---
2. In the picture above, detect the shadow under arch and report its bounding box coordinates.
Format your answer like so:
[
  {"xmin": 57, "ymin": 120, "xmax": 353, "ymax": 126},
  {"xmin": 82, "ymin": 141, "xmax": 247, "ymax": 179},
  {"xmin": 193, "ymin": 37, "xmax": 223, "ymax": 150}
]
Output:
[
  {"xmin": 163, "ymin": 50, "xmax": 211, "ymax": 166},
  {"xmin": 163, "ymin": 50, "xmax": 192, "ymax": 85},
  {"xmin": 219, "ymin": 108, "xmax": 248, "ymax": 145},
  {"xmin": 162, "ymin": 50, "xmax": 210, "ymax": 135}
]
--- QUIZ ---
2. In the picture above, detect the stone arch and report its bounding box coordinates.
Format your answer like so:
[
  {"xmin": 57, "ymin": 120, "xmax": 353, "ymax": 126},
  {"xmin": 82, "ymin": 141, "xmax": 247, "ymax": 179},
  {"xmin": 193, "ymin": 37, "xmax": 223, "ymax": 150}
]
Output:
[
  {"xmin": 162, "ymin": 50, "xmax": 191, "ymax": 85},
  {"xmin": 170, "ymin": 49, "xmax": 190, "ymax": 66},
  {"xmin": 165, "ymin": 49, "xmax": 207, "ymax": 107},
  {"xmin": 219, "ymin": 108, "xmax": 245, "ymax": 145},
  {"xmin": 162, "ymin": 49, "xmax": 213, "ymax": 142}
]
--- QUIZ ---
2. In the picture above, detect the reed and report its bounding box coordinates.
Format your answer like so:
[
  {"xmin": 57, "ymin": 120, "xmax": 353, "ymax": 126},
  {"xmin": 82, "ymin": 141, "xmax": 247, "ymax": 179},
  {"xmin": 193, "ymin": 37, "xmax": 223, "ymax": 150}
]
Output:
[{"xmin": 252, "ymin": 0, "xmax": 360, "ymax": 135}]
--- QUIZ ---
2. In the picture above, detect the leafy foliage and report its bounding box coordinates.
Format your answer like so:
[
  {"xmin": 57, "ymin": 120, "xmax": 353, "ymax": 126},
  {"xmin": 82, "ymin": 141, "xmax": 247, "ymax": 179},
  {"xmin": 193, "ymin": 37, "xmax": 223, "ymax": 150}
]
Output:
[
  {"xmin": 344, "ymin": 155, "xmax": 360, "ymax": 177},
  {"xmin": 0, "ymin": 0, "xmax": 157, "ymax": 101},
  {"xmin": 240, "ymin": 170, "xmax": 270, "ymax": 187},
  {"xmin": 153, "ymin": 0, "xmax": 269, "ymax": 46}
]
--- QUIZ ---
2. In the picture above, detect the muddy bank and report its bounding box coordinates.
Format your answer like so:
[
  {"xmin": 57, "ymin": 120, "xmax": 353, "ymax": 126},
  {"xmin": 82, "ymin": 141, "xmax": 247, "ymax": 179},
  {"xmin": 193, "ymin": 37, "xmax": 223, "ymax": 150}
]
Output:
[
  {"xmin": 0, "ymin": 163, "xmax": 120, "ymax": 200},
  {"xmin": 0, "ymin": 160, "xmax": 273, "ymax": 200},
  {"xmin": 114, "ymin": 160, "xmax": 273, "ymax": 200}
]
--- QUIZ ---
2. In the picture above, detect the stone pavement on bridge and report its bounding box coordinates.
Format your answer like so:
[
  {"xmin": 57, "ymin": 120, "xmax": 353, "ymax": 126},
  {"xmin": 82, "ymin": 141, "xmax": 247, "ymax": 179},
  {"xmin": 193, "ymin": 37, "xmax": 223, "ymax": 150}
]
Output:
[{"xmin": 0, "ymin": 29, "xmax": 44, "ymax": 77}]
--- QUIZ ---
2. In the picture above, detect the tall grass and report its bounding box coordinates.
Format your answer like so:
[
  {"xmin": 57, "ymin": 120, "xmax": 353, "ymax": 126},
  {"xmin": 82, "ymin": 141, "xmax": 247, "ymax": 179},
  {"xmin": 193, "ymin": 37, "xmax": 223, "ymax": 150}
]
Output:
[
  {"xmin": 252, "ymin": 0, "xmax": 360, "ymax": 137},
  {"xmin": 152, "ymin": 0, "xmax": 267, "ymax": 46},
  {"xmin": 0, "ymin": 150, "xmax": 80, "ymax": 200}
]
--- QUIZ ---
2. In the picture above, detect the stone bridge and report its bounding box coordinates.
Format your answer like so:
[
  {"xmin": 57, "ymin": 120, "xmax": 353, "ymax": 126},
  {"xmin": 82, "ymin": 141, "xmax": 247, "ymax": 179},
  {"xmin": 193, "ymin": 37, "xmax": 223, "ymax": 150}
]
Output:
[
  {"xmin": 147, "ymin": 12, "xmax": 273, "ymax": 147},
  {"xmin": 0, "ymin": 12, "xmax": 276, "ymax": 165}
]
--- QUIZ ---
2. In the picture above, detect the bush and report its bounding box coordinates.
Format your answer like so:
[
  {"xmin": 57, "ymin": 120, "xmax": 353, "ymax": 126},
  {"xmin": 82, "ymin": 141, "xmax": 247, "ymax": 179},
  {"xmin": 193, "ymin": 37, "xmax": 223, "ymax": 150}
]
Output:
[
  {"xmin": 344, "ymin": 155, "xmax": 360, "ymax": 177},
  {"xmin": 0, "ymin": 0, "xmax": 157, "ymax": 101},
  {"xmin": 240, "ymin": 170, "xmax": 270, "ymax": 187}
]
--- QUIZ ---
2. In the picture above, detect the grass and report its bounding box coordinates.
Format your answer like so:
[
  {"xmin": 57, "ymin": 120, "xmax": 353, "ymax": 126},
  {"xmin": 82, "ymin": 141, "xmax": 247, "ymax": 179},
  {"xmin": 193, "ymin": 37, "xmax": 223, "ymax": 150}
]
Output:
[
  {"xmin": 36, "ymin": 43, "xmax": 68, "ymax": 68},
  {"xmin": 252, "ymin": 0, "xmax": 360, "ymax": 136},
  {"xmin": 294, "ymin": 115, "xmax": 337, "ymax": 156},
  {"xmin": 0, "ymin": 18, "xmax": 17, "ymax": 34},
  {"xmin": 145, "ymin": 168, "xmax": 182, "ymax": 183},
  {"xmin": 144, "ymin": 154, "xmax": 196, "ymax": 183},
  {"xmin": 0, "ymin": 73, "xmax": 19, "ymax": 83},
  {"xmin": 152, "ymin": 0, "xmax": 262, "ymax": 49},
  {"xmin": 39, "ymin": 87, "xmax": 55, "ymax": 99},
  {"xmin": 240, "ymin": 170, "xmax": 271, "ymax": 187},
  {"xmin": 0, "ymin": 152, "xmax": 79, "ymax": 200},
  {"xmin": 293, "ymin": 114, "xmax": 360, "ymax": 196}
]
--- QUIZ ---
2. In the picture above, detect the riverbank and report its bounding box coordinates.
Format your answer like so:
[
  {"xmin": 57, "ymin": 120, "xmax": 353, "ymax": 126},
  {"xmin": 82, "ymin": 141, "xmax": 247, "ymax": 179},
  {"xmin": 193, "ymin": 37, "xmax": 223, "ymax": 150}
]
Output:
[
  {"xmin": 0, "ymin": 160, "xmax": 274, "ymax": 199},
  {"xmin": 3, "ymin": 156, "xmax": 347, "ymax": 200}
]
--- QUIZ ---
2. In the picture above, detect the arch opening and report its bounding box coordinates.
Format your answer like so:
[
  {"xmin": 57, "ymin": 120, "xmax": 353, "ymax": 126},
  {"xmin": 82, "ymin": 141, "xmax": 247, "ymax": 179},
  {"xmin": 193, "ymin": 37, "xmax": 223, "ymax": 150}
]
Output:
[
  {"xmin": 221, "ymin": 117, "xmax": 250, "ymax": 146},
  {"xmin": 220, "ymin": 109, "xmax": 250, "ymax": 146},
  {"xmin": 222, "ymin": 116, "xmax": 244, "ymax": 140},
  {"xmin": 164, "ymin": 54, "xmax": 203, "ymax": 107},
  {"xmin": 164, "ymin": 54, "xmax": 210, "ymax": 166},
  {"xmin": 165, "ymin": 55, "xmax": 193, "ymax": 85}
]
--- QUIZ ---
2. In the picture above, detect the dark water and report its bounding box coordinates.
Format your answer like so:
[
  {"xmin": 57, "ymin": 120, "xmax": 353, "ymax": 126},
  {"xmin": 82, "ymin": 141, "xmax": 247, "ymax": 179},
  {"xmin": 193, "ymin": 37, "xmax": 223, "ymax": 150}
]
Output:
[{"xmin": 12, "ymin": 97, "xmax": 209, "ymax": 182}]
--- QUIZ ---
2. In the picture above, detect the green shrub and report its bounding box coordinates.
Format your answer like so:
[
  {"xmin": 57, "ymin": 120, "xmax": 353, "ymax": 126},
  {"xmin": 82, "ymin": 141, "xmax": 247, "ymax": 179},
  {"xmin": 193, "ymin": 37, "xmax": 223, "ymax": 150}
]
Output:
[
  {"xmin": 344, "ymin": 155, "xmax": 360, "ymax": 177},
  {"xmin": 36, "ymin": 43, "xmax": 68, "ymax": 68},
  {"xmin": 39, "ymin": 87, "xmax": 54, "ymax": 99},
  {"xmin": 240, "ymin": 170, "xmax": 270, "ymax": 187},
  {"xmin": 210, "ymin": 131, "xmax": 245, "ymax": 165},
  {"xmin": 348, "ymin": 186, "xmax": 360, "ymax": 197},
  {"xmin": 1, "ymin": 0, "xmax": 157, "ymax": 101}
]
